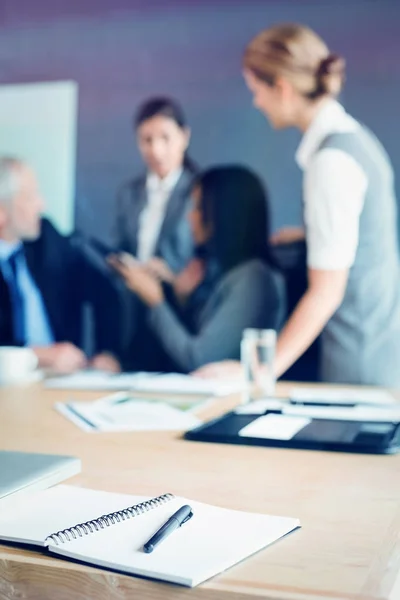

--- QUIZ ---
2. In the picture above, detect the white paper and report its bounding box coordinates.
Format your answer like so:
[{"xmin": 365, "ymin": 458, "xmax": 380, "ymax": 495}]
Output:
[
  {"xmin": 239, "ymin": 414, "xmax": 311, "ymax": 440},
  {"xmin": 290, "ymin": 386, "xmax": 397, "ymax": 406},
  {"xmin": 235, "ymin": 399, "xmax": 285, "ymax": 415},
  {"xmin": 129, "ymin": 373, "xmax": 243, "ymax": 396},
  {"xmin": 55, "ymin": 402, "xmax": 96, "ymax": 432},
  {"xmin": 283, "ymin": 404, "xmax": 400, "ymax": 422},
  {"xmin": 55, "ymin": 395, "xmax": 200, "ymax": 432},
  {"xmin": 93, "ymin": 392, "xmax": 210, "ymax": 413},
  {"xmin": 46, "ymin": 371, "xmax": 243, "ymax": 397},
  {"xmin": 46, "ymin": 371, "xmax": 148, "ymax": 391}
]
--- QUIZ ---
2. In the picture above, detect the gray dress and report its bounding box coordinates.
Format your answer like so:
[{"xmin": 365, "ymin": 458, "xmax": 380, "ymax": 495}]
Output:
[{"xmin": 317, "ymin": 129, "xmax": 400, "ymax": 386}]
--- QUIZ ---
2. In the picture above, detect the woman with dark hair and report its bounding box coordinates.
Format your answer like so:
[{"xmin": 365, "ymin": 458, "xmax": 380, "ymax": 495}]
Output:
[
  {"xmin": 110, "ymin": 165, "xmax": 285, "ymax": 373},
  {"xmin": 114, "ymin": 96, "xmax": 196, "ymax": 274}
]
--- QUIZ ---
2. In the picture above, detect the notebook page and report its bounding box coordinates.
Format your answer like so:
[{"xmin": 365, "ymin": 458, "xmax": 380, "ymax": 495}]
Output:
[
  {"xmin": 48, "ymin": 496, "xmax": 299, "ymax": 587},
  {"xmin": 0, "ymin": 485, "xmax": 147, "ymax": 546}
]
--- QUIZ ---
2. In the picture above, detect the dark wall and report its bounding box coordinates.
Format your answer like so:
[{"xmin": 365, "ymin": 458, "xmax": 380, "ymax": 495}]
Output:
[{"xmin": 0, "ymin": 0, "xmax": 399, "ymax": 241}]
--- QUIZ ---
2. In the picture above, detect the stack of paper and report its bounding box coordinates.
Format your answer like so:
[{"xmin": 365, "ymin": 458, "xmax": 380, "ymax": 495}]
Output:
[
  {"xmin": 55, "ymin": 393, "xmax": 201, "ymax": 432},
  {"xmin": 234, "ymin": 390, "xmax": 400, "ymax": 423},
  {"xmin": 46, "ymin": 371, "xmax": 243, "ymax": 397},
  {"xmin": 289, "ymin": 386, "xmax": 397, "ymax": 406}
]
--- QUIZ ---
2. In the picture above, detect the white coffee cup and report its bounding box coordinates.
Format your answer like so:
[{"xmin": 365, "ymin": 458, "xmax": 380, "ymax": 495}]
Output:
[{"xmin": 0, "ymin": 347, "xmax": 38, "ymax": 386}]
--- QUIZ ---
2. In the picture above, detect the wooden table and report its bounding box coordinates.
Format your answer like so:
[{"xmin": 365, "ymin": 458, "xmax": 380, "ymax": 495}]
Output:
[{"xmin": 1, "ymin": 383, "xmax": 400, "ymax": 600}]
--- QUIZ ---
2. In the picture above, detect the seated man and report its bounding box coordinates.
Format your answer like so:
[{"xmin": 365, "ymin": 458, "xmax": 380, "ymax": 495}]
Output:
[{"xmin": 0, "ymin": 157, "xmax": 121, "ymax": 373}]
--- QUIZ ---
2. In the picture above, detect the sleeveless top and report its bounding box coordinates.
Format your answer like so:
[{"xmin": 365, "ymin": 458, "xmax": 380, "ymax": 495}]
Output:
[{"xmin": 316, "ymin": 128, "xmax": 400, "ymax": 386}]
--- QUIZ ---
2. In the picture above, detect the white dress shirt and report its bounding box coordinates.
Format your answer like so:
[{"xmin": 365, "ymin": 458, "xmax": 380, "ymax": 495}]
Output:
[
  {"xmin": 137, "ymin": 168, "xmax": 183, "ymax": 263},
  {"xmin": 0, "ymin": 239, "xmax": 54, "ymax": 346},
  {"xmin": 296, "ymin": 99, "xmax": 368, "ymax": 270}
]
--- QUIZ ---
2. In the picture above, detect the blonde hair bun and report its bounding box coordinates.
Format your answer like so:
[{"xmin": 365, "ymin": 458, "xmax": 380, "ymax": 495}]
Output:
[{"xmin": 244, "ymin": 23, "xmax": 346, "ymax": 99}]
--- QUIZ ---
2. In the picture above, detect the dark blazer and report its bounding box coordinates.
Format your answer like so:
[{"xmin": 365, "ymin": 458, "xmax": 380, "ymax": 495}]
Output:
[
  {"xmin": 114, "ymin": 168, "xmax": 195, "ymax": 272},
  {"xmin": 0, "ymin": 219, "xmax": 121, "ymax": 356},
  {"xmin": 148, "ymin": 259, "xmax": 285, "ymax": 373}
]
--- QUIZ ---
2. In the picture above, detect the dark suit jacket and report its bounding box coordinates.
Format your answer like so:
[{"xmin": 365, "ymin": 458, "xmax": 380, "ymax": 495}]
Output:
[
  {"xmin": 114, "ymin": 168, "xmax": 195, "ymax": 273},
  {"xmin": 0, "ymin": 219, "xmax": 121, "ymax": 356}
]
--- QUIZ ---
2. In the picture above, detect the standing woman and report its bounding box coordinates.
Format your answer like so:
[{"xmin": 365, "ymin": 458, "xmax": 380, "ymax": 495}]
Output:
[
  {"xmin": 201, "ymin": 23, "xmax": 400, "ymax": 386},
  {"xmin": 111, "ymin": 97, "xmax": 197, "ymax": 368},
  {"xmin": 114, "ymin": 97, "xmax": 196, "ymax": 273}
]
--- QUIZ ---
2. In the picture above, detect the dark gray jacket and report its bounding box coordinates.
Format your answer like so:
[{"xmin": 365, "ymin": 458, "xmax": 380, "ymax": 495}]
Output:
[{"xmin": 114, "ymin": 168, "xmax": 195, "ymax": 273}]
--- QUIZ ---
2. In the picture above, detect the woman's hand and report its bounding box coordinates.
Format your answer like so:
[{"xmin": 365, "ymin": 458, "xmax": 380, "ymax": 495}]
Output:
[
  {"xmin": 174, "ymin": 259, "xmax": 205, "ymax": 300},
  {"xmin": 33, "ymin": 342, "xmax": 87, "ymax": 374},
  {"xmin": 144, "ymin": 257, "xmax": 175, "ymax": 283},
  {"xmin": 270, "ymin": 226, "xmax": 305, "ymax": 246},
  {"xmin": 90, "ymin": 352, "xmax": 121, "ymax": 373},
  {"xmin": 109, "ymin": 255, "xmax": 164, "ymax": 307},
  {"xmin": 192, "ymin": 360, "xmax": 242, "ymax": 379}
]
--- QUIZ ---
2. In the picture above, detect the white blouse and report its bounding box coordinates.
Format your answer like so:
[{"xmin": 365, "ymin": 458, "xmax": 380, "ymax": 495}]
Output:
[
  {"xmin": 137, "ymin": 168, "xmax": 183, "ymax": 262},
  {"xmin": 296, "ymin": 99, "xmax": 368, "ymax": 271}
]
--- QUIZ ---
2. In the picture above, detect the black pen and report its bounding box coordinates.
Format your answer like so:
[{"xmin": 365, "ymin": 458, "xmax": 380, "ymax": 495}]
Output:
[
  {"xmin": 143, "ymin": 505, "xmax": 193, "ymax": 553},
  {"xmin": 290, "ymin": 400, "xmax": 357, "ymax": 408}
]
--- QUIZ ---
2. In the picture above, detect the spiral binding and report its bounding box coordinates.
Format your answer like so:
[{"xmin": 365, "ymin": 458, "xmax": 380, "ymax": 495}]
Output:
[{"xmin": 44, "ymin": 493, "xmax": 174, "ymax": 546}]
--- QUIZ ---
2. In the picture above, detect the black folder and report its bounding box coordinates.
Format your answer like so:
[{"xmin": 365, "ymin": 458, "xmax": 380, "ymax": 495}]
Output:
[{"xmin": 184, "ymin": 408, "xmax": 400, "ymax": 454}]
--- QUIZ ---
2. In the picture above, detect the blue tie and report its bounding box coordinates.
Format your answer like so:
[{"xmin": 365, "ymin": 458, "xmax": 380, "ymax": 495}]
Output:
[{"xmin": 7, "ymin": 248, "xmax": 26, "ymax": 345}]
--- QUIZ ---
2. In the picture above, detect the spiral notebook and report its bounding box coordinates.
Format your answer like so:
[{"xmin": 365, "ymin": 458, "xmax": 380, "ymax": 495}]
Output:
[{"xmin": 0, "ymin": 485, "xmax": 299, "ymax": 587}]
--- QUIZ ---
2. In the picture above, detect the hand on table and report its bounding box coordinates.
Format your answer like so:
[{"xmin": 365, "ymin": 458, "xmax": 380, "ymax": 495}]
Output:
[
  {"xmin": 33, "ymin": 342, "xmax": 87, "ymax": 374},
  {"xmin": 90, "ymin": 352, "xmax": 121, "ymax": 373},
  {"xmin": 192, "ymin": 360, "xmax": 242, "ymax": 379}
]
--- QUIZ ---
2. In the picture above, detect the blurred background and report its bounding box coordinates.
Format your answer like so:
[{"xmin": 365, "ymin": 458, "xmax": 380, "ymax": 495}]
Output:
[{"xmin": 0, "ymin": 0, "xmax": 399, "ymax": 239}]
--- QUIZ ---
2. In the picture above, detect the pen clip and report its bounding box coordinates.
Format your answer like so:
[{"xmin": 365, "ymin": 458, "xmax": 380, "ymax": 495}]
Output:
[{"xmin": 181, "ymin": 511, "xmax": 193, "ymax": 525}]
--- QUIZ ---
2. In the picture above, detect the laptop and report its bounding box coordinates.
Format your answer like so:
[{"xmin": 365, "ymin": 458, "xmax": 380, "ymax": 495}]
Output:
[{"xmin": 0, "ymin": 450, "xmax": 81, "ymax": 504}]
